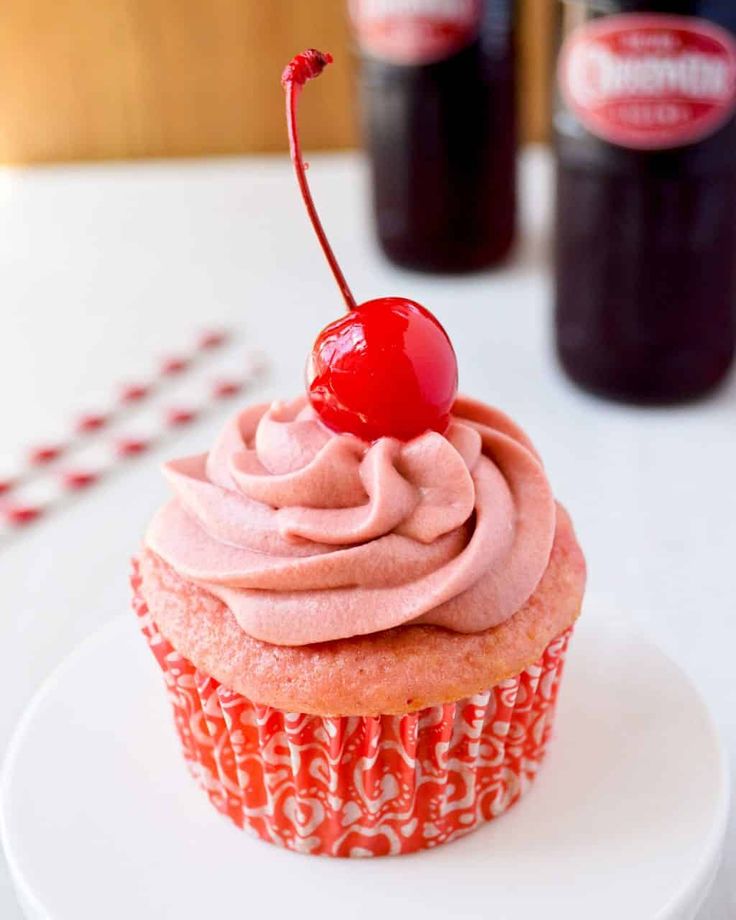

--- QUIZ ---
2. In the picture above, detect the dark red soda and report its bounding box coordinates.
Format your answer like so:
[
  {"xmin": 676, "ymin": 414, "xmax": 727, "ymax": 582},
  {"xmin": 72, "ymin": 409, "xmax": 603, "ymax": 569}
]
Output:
[
  {"xmin": 554, "ymin": 1, "xmax": 736, "ymax": 403},
  {"xmin": 351, "ymin": 0, "xmax": 516, "ymax": 273}
]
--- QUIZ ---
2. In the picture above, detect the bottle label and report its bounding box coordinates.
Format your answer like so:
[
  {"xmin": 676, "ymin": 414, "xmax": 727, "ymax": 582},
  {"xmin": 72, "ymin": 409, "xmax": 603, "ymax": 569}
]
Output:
[
  {"xmin": 559, "ymin": 14, "xmax": 736, "ymax": 149},
  {"xmin": 349, "ymin": 0, "xmax": 483, "ymax": 65}
]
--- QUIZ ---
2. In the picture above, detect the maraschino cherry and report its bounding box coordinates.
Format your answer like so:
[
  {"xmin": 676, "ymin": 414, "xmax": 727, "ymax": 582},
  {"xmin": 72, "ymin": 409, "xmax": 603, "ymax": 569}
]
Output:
[{"xmin": 282, "ymin": 50, "xmax": 458, "ymax": 443}]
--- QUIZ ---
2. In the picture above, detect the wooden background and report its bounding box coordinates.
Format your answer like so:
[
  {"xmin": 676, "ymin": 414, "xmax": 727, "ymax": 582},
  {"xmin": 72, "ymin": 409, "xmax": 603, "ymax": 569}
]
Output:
[{"xmin": 0, "ymin": 0, "xmax": 555, "ymax": 164}]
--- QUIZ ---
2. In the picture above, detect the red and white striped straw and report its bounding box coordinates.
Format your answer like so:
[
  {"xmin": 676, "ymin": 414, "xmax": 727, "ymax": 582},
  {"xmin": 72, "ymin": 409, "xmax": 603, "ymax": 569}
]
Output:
[{"xmin": 0, "ymin": 330, "xmax": 267, "ymax": 538}]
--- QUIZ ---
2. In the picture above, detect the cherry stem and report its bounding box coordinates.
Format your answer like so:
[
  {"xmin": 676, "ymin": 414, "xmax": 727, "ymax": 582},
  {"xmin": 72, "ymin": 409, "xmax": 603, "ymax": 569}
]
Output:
[{"xmin": 282, "ymin": 50, "xmax": 357, "ymax": 312}]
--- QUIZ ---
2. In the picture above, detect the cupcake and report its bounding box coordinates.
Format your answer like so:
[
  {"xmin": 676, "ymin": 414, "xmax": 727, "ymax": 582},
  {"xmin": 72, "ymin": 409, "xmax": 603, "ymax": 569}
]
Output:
[{"xmin": 132, "ymin": 50, "xmax": 586, "ymax": 858}]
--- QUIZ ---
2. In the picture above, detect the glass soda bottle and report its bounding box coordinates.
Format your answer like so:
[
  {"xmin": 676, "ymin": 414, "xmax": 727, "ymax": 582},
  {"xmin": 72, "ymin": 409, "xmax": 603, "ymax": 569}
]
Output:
[
  {"xmin": 554, "ymin": 1, "xmax": 736, "ymax": 403},
  {"xmin": 349, "ymin": 0, "xmax": 516, "ymax": 273}
]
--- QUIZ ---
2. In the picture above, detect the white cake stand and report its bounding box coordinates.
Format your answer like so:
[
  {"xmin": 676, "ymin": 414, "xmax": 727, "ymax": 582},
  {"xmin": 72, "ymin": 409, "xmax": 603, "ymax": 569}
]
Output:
[{"xmin": 1, "ymin": 607, "xmax": 729, "ymax": 920}]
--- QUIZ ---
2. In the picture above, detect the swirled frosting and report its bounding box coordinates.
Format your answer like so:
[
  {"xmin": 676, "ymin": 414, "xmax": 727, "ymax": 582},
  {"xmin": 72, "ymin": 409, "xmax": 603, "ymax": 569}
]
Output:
[{"xmin": 145, "ymin": 396, "xmax": 556, "ymax": 647}]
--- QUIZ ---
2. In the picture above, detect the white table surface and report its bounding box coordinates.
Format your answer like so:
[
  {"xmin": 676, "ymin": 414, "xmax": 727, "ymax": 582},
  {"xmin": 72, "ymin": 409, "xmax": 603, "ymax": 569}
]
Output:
[{"xmin": 0, "ymin": 148, "xmax": 733, "ymax": 919}]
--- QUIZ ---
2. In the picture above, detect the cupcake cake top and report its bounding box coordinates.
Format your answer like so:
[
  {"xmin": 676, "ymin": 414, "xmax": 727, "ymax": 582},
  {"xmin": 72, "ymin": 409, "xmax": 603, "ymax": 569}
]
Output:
[
  {"xmin": 145, "ymin": 50, "xmax": 556, "ymax": 649},
  {"xmin": 146, "ymin": 395, "xmax": 555, "ymax": 646}
]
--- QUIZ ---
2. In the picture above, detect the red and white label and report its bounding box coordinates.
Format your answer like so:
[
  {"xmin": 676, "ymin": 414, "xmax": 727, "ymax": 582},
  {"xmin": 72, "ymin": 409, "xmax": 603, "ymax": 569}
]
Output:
[
  {"xmin": 350, "ymin": 0, "xmax": 482, "ymax": 65},
  {"xmin": 559, "ymin": 14, "xmax": 736, "ymax": 150}
]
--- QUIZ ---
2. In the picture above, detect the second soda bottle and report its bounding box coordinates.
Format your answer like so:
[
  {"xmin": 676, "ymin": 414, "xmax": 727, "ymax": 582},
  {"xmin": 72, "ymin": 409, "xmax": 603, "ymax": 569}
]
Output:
[
  {"xmin": 554, "ymin": 1, "xmax": 736, "ymax": 403},
  {"xmin": 350, "ymin": 0, "xmax": 516, "ymax": 273}
]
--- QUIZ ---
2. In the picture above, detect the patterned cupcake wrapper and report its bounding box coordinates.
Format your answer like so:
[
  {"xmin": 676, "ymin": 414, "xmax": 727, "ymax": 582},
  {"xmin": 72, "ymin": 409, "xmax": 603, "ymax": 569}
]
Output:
[{"xmin": 132, "ymin": 561, "xmax": 572, "ymax": 857}]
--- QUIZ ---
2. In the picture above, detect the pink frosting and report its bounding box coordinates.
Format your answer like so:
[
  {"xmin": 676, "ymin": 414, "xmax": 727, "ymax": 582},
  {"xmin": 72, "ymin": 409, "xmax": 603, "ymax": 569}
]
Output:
[{"xmin": 145, "ymin": 396, "xmax": 556, "ymax": 647}]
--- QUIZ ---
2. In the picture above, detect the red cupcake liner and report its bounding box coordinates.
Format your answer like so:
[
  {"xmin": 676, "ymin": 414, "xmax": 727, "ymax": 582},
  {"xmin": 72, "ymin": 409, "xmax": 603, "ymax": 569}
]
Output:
[{"xmin": 132, "ymin": 561, "xmax": 572, "ymax": 857}]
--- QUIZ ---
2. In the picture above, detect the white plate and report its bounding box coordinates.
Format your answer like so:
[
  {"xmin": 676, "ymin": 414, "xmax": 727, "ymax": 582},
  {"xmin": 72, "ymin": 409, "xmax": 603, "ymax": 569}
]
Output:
[{"xmin": 1, "ymin": 608, "xmax": 729, "ymax": 920}]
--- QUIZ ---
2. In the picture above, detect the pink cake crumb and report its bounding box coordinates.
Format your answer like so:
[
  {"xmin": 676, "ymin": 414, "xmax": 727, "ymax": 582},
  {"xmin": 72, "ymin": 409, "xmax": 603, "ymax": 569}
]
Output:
[{"xmin": 138, "ymin": 504, "xmax": 585, "ymax": 716}]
